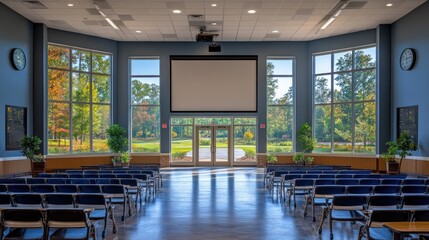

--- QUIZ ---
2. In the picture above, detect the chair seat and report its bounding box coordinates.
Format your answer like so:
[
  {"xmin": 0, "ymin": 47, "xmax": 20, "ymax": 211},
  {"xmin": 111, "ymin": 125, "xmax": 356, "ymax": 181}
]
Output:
[
  {"xmin": 89, "ymin": 209, "xmax": 107, "ymax": 219},
  {"xmin": 330, "ymin": 209, "xmax": 365, "ymax": 221},
  {"xmin": 48, "ymin": 228, "xmax": 89, "ymax": 240},
  {"xmin": 4, "ymin": 228, "xmax": 44, "ymax": 240},
  {"xmin": 368, "ymin": 227, "xmax": 394, "ymax": 240},
  {"xmin": 110, "ymin": 198, "xmax": 126, "ymax": 204}
]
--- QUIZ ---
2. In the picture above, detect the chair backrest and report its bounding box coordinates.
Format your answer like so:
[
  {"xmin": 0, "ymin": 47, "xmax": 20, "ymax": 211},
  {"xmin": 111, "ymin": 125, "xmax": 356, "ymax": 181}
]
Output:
[
  {"xmin": 336, "ymin": 174, "xmax": 353, "ymax": 179},
  {"xmin": 381, "ymin": 179, "xmax": 403, "ymax": 185},
  {"xmin": 0, "ymin": 193, "xmax": 12, "ymax": 207},
  {"xmin": 353, "ymin": 174, "xmax": 371, "ymax": 179},
  {"xmin": 313, "ymin": 185, "xmax": 347, "ymax": 196},
  {"xmin": 26, "ymin": 178, "xmax": 46, "ymax": 184},
  {"xmin": 347, "ymin": 185, "xmax": 373, "ymax": 195},
  {"xmin": 120, "ymin": 179, "xmax": 139, "ymax": 187},
  {"xmin": 302, "ymin": 174, "xmax": 318, "ymax": 179},
  {"xmin": 413, "ymin": 210, "xmax": 429, "ymax": 221},
  {"xmin": 44, "ymin": 193, "xmax": 75, "ymax": 208},
  {"xmin": 0, "ymin": 184, "xmax": 7, "ymax": 193},
  {"xmin": 46, "ymin": 178, "xmax": 66, "ymax": 184},
  {"xmin": 293, "ymin": 179, "xmax": 314, "ymax": 187},
  {"xmin": 317, "ymin": 174, "xmax": 335, "ymax": 179},
  {"xmin": 94, "ymin": 178, "xmax": 111, "ymax": 184},
  {"xmin": 31, "ymin": 184, "xmax": 55, "ymax": 193},
  {"xmin": 78, "ymin": 184, "xmax": 102, "ymax": 193},
  {"xmin": 75, "ymin": 194, "xmax": 107, "ymax": 209},
  {"xmin": 132, "ymin": 174, "xmax": 149, "ymax": 181},
  {"xmin": 2, "ymin": 209, "xmax": 44, "ymax": 228},
  {"xmin": 101, "ymin": 184, "xmax": 126, "ymax": 198},
  {"xmin": 8, "ymin": 184, "xmax": 30, "ymax": 193},
  {"xmin": 403, "ymin": 178, "xmax": 426, "ymax": 185},
  {"xmin": 0, "ymin": 178, "xmax": 26, "ymax": 184},
  {"xmin": 373, "ymin": 185, "xmax": 401, "ymax": 195},
  {"xmin": 83, "ymin": 174, "xmax": 99, "ymax": 178},
  {"xmin": 38, "ymin": 173, "xmax": 53, "ymax": 178},
  {"xmin": 66, "ymin": 170, "xmax": 83, "ymax": 174},
  {"xmin": 116, "ymin": 174, "xmax": 133, "ymax": 179},
  {"xmin": 12, "ymin": 193, "xmax": 44, "ymax": 208},
  {"xmin": 314, "ymin": 179, "xmax": 336, "ymax": 186},
  {"xmin": 68, "ymin": 174, "xmax": 84, "ymax": 178},
  {"xmin": 46, "ymin": 209, "xmax": 91, "ymax": 229},
  {"xmin": 283, "ymin": 174, "xmax": 302, "ymax": 181},
  {"xmin": 401, "ymin": 195, "xmax": 429, "ymax": 210},
  {"xmin": 367, "ymin": 174, "xmax": 382, "ymax": 179},
  {"xmin": 55, "ymin": 184, "xmax": 78, "ymax": 193},
  {"xmin": 99, "ymin": 174, "xmax": 116, "ymax": 178},
  {"xmin": 368, "ymin": 210, "xmax": 410, "ymax": 227},
  {"xmin": 401, "ymin": 185, "xmax": 427, "ymax": 194},
  {"xmin": 367, "ymin": 195, "xmax": 400, "ymax": 210},
  {"xmin": 336, "ymin": 178, "xmax": 359, "ymax": 186},
  {"xmin": 68, "ymin": 178, "xmax": 91, "ymax": 184},
  {"xmin": 331, "ymin": 195, "xmax": 367, "ymax": 210},
  {"xmin": 359, "ymin": 179, "xmax": 381, "ymax": 185}
]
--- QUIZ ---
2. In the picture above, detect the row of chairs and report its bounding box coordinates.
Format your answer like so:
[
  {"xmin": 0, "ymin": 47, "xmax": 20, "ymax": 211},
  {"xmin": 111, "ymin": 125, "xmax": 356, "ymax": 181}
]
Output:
[
  {"xmin": 0, "ymin": 208, "xmax": 96, "ymax": 240},
  {"xmin": 279, "ymin": 177, "xmax": 416, "ymax": 199},
  {"xmin": 0, "ymin": 184, "xmax": 133, "ymax": 222},
  {"xmin": 303, "ymin": 186, "xmax": 429, "ymax": 222},
  {"xmin": 315, "ymin": 195, "xmax": 429, "ymax": 239},
  {"xmin": 0, "ymin": 193, "xmax": 117, "ymax": 238},
  {"xmin": 264, "ymin": 169, "xmax": 373, "ymax": 186},
  {"xmin": 270, "ymin": 173, "xmax": 408, "ymax": 192},
  {"xmin": 289, "ymin": 182, "xmax": 429, "ymax": 208},
  {"xmin": 39, "ymin": 171, "xmax": 162, "ymax": 191}
]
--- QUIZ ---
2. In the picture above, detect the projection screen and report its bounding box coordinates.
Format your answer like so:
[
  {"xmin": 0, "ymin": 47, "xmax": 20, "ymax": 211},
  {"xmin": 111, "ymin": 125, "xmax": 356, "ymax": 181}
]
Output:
[{"xmin": 170, "ymin": 56, "xmax": 257, "ymax": 112}]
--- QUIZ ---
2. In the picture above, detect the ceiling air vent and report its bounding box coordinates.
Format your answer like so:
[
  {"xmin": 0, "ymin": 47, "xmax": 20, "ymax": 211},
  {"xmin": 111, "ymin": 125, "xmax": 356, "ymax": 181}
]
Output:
[
  {"xmin": 345, "ymin": 1, "xmax": 367, "ymax": 9},
  {"xmin": 21, "ymin": 1, "xmax": 47, "ymax": 9},
  {"xmin": 188, "ymin": 15, "xmax": 205, "ymax": 27}
]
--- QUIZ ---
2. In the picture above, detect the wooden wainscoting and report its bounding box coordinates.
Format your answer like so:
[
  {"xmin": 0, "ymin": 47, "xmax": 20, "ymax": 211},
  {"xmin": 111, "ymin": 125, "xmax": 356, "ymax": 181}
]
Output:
[
  {"xmin": 45, "ymin": 154, "xmax": 164, "ymax": 171},
  {"xmin": 0, "ymin": 159, "xmax": 31, "ymax": 176}
]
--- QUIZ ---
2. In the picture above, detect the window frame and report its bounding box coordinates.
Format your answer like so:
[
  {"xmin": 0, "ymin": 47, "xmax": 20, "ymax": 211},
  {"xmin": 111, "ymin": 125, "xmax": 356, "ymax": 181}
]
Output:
[
  {"xmin": 312, "ymin": 44, "xmax": 377, "ymax": 154},
  {"xmin": 266, "ymin": 57, "xmax": 296, "ymax": 154},
  {"xmin": 47, "ymin": 43, "xmax": 113, "ymax": 155},
  {"xmin": 129, "ymin": 57, "xmax": 161, "ymax": 153}
]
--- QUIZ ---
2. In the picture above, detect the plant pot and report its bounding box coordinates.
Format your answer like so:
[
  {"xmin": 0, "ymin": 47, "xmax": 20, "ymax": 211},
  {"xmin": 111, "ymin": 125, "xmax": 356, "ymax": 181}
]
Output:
[
  {"xmin": 121, "ymin": 162, "xmax": 130, "ymax": 168},
  {"xmin": 31, "ymin": 161, "xmax": 45, "ymax": 177},
  {"xmin": 112, "ymin": 161, "xmax": 121, "ymax": 167},
  {"xmin": 386, "ymin": 161, "xmax": 399, "ymax": 175}
]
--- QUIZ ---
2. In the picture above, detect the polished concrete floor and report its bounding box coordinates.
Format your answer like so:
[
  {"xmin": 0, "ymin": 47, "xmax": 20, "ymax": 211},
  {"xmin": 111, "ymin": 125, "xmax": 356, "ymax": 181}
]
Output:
[{"xmin": 103, "ymin": 168, "xmax": 359, "ymax": 240}]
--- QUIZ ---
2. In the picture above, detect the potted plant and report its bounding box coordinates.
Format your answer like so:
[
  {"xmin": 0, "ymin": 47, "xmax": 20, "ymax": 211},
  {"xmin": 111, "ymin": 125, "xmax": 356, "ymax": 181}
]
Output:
[
  {"xmin": 383, "ymin": 132, "xmax": 418, "ymax": 174},
  {"xmin": 119, "ymin": 151, "xmax": 132, "ymax": 167},
  {"xmin": 383, "ymin": 141, "xmax": 399, "ymax": 174},
  {"xmin": 267, "ymin": 153, "xmax": 277, "ymax": 164},
  {"xmin": 106, "ymin": 124, "xmax": 128, "ymax": 166},
  {"xmin": 294, "ymin": 123, "xmax": 316, "ymax": 166},
  {"xmin": 19, "ymin": 135, "xmax": 45, "ymax": 176}
]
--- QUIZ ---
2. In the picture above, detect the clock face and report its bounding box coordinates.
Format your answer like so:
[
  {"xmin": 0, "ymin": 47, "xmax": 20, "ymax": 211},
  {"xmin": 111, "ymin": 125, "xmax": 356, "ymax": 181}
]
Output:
[
  {"xmin": 400, "ymin": 48, "xmax": 416, "ymax": 71},
  {"xmin": 12, "ymin": 48, "xmax": 26, "ymax": 70}
]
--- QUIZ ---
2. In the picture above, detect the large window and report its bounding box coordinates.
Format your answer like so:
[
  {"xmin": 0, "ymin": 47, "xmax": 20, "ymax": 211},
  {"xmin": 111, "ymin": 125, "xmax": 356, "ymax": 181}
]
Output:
[
  {"xmin": 266, "ymin": 58, "xmax": 294, "ymax": 153},
  {"xmin": 47, "ymin": 44, "xmax": 112, "ymax": 154},
  {"xmin": 130, "ymin": 58, "xmax": 160, "ymax": 153},
  {"xmin": 313, "ymin": 46, "xmax": 376, "ymax": 154}
]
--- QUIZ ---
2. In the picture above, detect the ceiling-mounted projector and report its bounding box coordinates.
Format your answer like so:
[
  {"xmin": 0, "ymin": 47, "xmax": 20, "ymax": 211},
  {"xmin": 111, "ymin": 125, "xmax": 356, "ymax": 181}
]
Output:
[{"xmin": 196, "ymin": 34, "xmax": 214, "ymax": 42}]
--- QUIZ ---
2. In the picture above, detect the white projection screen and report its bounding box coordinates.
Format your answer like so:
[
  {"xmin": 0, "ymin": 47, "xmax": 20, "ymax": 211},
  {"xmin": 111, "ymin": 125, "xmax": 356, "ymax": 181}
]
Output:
[{"xmin": 170, "ymin": 56, "xmax": 258, "ymax": 112}]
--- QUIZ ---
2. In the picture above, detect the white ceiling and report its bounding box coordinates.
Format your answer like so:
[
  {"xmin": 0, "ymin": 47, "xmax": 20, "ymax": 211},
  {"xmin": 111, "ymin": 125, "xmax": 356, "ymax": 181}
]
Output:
[{"xmin": 1, "ymin": 0, "xmax": 426, "ymax": 41}]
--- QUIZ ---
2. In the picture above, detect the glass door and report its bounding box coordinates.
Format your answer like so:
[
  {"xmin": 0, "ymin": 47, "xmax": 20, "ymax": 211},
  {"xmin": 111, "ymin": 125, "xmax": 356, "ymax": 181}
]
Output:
[{"xmin": 196, "ymin": 126, "xmax": 231, "ymax": 166}]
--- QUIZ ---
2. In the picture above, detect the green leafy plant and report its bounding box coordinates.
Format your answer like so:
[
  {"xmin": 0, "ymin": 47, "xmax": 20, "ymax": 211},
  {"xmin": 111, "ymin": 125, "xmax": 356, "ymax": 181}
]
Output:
[
  {"xmin": 295, "ymin": 123, "xmax": 316, "ymax": 165},
  {"xmin": 172, "ymin": 151, "xmax": 187, "ymax": 159},
  {"xmin": 119, "ymin": 151, "xmax": 132, "ymax": 163},
  {"xmin": 19, "ymin": 136, "xmax": 44, "ymax": 162},
  {"xmin": 267, "ymin": 153, "xmax": 277, "ymax": 163},
  {"xmin": 106, "ymin": 124, "xmax": 128, "ymax": 162},
  {"xmin": 243, "ymin": 148, "xmax": 256, "ymax": 159},
  {"xmin": 383, "ymin": 132, "xmax": 418, "ymax": 173}
]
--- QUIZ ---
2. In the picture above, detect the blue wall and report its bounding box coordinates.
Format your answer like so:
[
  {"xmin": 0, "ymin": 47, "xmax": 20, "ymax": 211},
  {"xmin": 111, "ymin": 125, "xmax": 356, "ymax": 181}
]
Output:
[
  {"xmin": 0, "ymin": 3, "xmax": 33, "ymax": 157},
  {"xmin": 391, "ymin": 1, "xmax": 429, "ymax": 156}
]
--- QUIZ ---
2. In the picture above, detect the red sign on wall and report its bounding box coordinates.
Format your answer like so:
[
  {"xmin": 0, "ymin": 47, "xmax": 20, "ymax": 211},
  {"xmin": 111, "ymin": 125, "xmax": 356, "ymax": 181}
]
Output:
[
  {"xmin": 161, "ymin": 123, "xmax": 168, "ymax": 129},
  {"xmin": 260, "ymin": 123, "xmax": 265, "ymax": 129}
]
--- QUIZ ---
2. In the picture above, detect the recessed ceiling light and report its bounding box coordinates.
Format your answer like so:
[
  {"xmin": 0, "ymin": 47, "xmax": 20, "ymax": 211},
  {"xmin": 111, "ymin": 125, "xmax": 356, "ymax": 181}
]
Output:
[
  {"xmin": 386, "ymin": 3, "xmax": 393, "ymax": 7},
  {"xmin": 135, "ymin": 30, "xmax": 142, "ymax": 33},
  {"xmin": 211, "ymin": 22, "xmax": 217, "ymax": 26},
  {"xmin": 211, "ymin": 3, "xmax": 217, "ymax": 7},
  {"xmin": 272, "ymin": 30, "xmax": 279, "ymax": 33},
  {"xmin": 248, "ymin": 9, "xmax": 256, "ymax": 14},
  {"xmin": 172, "ymin": 9, "xmax": 182, "ymax": 14},
  {"xmin": 67, "ymin": 3, "xmax": 74, "ymax": 7}
]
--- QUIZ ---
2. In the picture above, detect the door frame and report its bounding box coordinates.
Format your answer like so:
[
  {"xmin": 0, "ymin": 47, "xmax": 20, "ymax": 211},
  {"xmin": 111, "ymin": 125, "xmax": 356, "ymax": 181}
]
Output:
[{"xmin": 195, "ymin": 125, "xmax": 232, "ymax": 167}]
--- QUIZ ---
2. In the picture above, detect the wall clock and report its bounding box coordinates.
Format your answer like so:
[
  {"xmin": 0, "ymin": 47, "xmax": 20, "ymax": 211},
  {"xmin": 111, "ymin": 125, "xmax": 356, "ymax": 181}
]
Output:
[
  {"xmin": 400, "ymin": 48, "xmax": 416, "ymax": 71},
  {"xmin": 11, "ymin": 48, "xmax": 26, "ymax": 70}
]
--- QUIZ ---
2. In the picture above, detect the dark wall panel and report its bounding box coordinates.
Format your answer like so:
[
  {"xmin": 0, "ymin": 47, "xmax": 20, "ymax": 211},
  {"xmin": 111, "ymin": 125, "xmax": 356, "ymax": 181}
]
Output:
[
  {"xmin": 0, "ymin": 3, "xmax": 33, "ymax": 157},
  {"xmin": 391, "ymin": 1, "xmax": 429, "ymax": 156}
]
